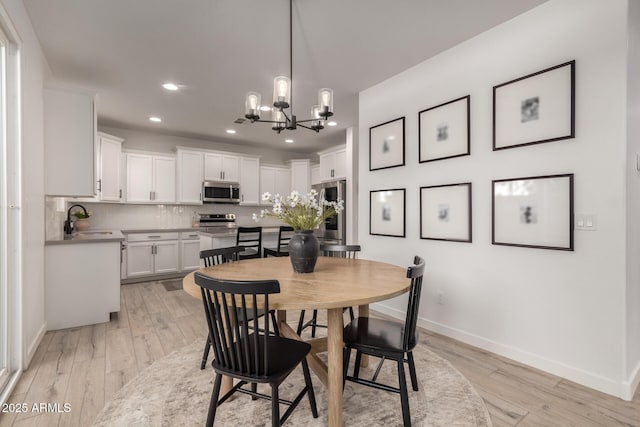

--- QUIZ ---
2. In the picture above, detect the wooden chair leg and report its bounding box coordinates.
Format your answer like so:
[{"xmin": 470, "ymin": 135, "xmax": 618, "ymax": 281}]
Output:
[
  {"xmin": 251, "ymin": 382, "xmax": 258, "ymax": 400},
  {"xmin": 296, "ymin": 310, "xmax": 306, "ymax": 335},
  {"xmin": 397, "ymin": 358, "xmax": 411, "ymax": 427},
  {"xmin": 353, "ymin": 350, "xmax": 363, "ymax": 379},
  {"xmin": 311, "ymin": 310, "xmax": 318, "ymax": 338},
  {"xmin": 206, "ymin": 373, "xmax": 223, "ymax": 427},
  {"xmin": 270, "ymin": 312, "xmax": 280, "ymax": 336},
  {"xmin": 301, "ymin": 359, "xmax": 319, "ymax": 418},
  {"xmin": 343, "ymin": 347, "xmax": 351, "ymax": 389},
  {"xmin": 271, "ymin": 384, "xmax": 280, "ymax": 427},
  {"xmin": 201, "ymin": 335, "xmax": 211, "ymax": 370},
  {"xmin": 407, "ymin": 351, "xmax": 419, "ymax": 391}
]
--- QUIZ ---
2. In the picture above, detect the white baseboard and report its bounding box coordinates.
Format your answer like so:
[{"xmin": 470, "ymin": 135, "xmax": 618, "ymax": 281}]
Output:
[
  {"xmin": 370, "ymin": 302, "xmax": 626, "ymax": 399},
  {"xmin": 623, "ymin": 360, "xmax": 640, "ymax": 401},
  {"xmin": 25, "ymin": 322, "xmax": 47, "ymax": 368}
]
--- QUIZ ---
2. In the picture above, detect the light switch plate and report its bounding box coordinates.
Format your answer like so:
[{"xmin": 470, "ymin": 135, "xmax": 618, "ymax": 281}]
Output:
[{"xmin": 575, "ymin": 213, "xmax": 597, "ymax": 231}]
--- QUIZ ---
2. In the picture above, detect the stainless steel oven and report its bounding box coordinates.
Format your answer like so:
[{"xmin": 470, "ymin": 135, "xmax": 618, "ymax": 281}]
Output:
[
  {"xmin": 202, "ymin": 181, "xmax": 240, "ymax": 203},
  {"xmin": 313, "ymin": 179, "xmax": 346, "ymax": 243}
]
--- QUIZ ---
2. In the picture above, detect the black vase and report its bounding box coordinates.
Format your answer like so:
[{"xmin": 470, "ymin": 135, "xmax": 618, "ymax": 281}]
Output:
[{"xmin": 288, "ymin": 230, "xmax": 320, "ymax": 273}]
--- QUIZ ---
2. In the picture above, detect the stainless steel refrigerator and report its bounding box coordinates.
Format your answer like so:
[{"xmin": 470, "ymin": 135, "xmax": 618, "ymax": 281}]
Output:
[{"xmin": 312, "ymin": 179, "xmax": 346, "ymax": 244}]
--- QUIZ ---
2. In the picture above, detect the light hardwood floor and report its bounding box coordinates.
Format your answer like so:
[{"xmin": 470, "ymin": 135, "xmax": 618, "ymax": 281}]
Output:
[{"xmin": 1, "ymin": 279, "xmax": 638, "ymax": 426}]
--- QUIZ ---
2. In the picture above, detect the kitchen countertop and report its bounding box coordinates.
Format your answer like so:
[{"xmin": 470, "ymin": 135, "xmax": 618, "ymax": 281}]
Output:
[
  {"xmin": 120, "ymin": 227, "xmax": 199, "ymax": 234},
  {"xmin": 198, "ymin": 226, "xmax": 281, "ymax": 238},
  {"xmin": 45, "ymin": 229, "xmax": 125, "ymax": 246}
]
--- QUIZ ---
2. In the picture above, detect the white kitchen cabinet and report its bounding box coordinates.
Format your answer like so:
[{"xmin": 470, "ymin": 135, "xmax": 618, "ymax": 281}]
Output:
[
  {"xmin": 44, "ymin": 88, "xmax": 96, "ymax": 197},
  {"xmin": 289, "ymin": 159, "xmax": 311, "ymax": 194},
  {"xmin": 239, "ymin": 156, "xmax": 260, "ymax": 205},
  {"xmin": 126, "ymin": 232, "xmax": 180, "ymax": 277},
  {"xmin": 260, "ymin": 165, "xmax": 290, "ymax": 204},
  {"xmin": 204, "ymin": 153, "xmax": 240, "ymax": 182},
  {"xmin": 126, "ymin": 152, "xmax": 176, "ymax": 203},
  {"xmin": 97, "ymin": 132, "xmax": 123, "ymax": 201},
  {"xmin": 319, "ymin": 146, "xmax": 347, "ymax": 182},
  {"xmin": 177, "ymin": 149, "xmax": 203, "ymax": 204},
  {"xmin": 46, "ymin": 241, "xmax": 121, "ymax": 329},
  {"xmin": 180, "ymin": 231, "xmax": 201, "ymax": 271},
  {"xmin": 311, "ymin": 164, "xmax": 321, "ymax": 186}
]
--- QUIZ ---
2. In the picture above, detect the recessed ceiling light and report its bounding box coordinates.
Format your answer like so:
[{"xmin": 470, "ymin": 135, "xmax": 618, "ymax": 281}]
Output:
[
  {"xmin": 149, "ymin": 116, "xmax": 162, "ymax": 122},
  {"xmin": 260, "ymin": 106, "xmax": 272, "ymax": 111},
  {"xmin": 226, "ymin": 129, "xmax": 237, "ymax": 134},
  {"xmin": 285, "ymin": 139, "xmax": 294, "ymax": 143},
  {"xmin": 327, "ymin": 121, "xmax": 337, "ymax": 126},
  {"xmin": 162, "ymin": 82, "xmax": 179, "ymax": 91}
]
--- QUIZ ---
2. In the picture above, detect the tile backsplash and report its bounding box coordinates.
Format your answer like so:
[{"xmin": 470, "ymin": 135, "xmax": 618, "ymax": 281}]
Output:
[{"xmin": 45, "ymin": 197, "xmax": 283, "ymax": 239}]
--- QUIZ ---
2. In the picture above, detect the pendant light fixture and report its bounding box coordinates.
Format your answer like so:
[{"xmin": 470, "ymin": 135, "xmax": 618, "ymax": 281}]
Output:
[{"xmin": 243, "ymin": 0, "xmax": 334, "ymax": 133}]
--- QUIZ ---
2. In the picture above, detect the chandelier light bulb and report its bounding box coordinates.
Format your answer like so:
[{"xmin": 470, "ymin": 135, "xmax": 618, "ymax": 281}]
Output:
[
  {"xmin": 245, "ymin": 91, "xmax": 261, "ymax": 121},
  {"xmin": 273, "ymin": 76, "xmax": 291, "ymax": 109}
]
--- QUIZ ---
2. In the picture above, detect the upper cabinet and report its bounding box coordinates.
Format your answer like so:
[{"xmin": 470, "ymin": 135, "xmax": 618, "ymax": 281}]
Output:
[
  {"xmin": 97, "ymin": 132, "xmax": 123, "ymax": 202},
  {"xmin": 125, "ymin": 152, "xmax": 176, "ymax": 203},
  {"xmin": 310, "ymin": 164, "xmax": 321, "ymax": 186},
  {"xmin": 44, "ymin": 88, "xmax": 96, "ymax": 196},
  {"xmin": 204, "ymin": 153, "xmax": 240, "ymax": 182},
  {"xmin": 260, "ymin": 165, "xmax": 290, "ymax": 204},
  {"xmin": 239, "ymin": 157, "xmax": 260, "ymax": 205},
  {"xmin": 319, "ymin": 146, "xmax": 347, "ymax": 182},
  {"xmin": 177, "ymin": 149, "xmax": 203, "ymax": 204},
  {"xmin": 289, "ymin": 159, "xmax": 311, "ymax": 194}
]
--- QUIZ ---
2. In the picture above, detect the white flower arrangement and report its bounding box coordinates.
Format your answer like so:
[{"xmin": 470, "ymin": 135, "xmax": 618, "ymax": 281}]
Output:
[{"xmin": 253, "ymin": 189, "xmax": 344, "ymax": 231}]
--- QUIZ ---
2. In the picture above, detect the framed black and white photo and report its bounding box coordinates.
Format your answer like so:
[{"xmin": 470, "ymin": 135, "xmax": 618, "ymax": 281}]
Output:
[
  {"xmin": 493, "ymin": 60, "xmax": 575, "ymax": 150},
  {"xmin": 419, "ymin": 95, "xmax": 470, "ymax": 163},
  {"xmin": 369, "ymin": 117, "xmax": 405, "ymax": 171},
  {"xmin": 420, "ymin": 183, "xmax": 472, "ymax": 242},
  {"xmin": 370, "ymin": 188, "xmax": 406, "ymax": 237},
  {"xmin": 492, "ymin": 174, "xmax": 574, "ymax": 251}
]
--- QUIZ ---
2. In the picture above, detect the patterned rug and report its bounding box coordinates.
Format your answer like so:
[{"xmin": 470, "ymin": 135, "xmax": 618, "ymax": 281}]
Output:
[{"xmin": 93, "ymin": 338, "xmax": 492, "ymax": 426}]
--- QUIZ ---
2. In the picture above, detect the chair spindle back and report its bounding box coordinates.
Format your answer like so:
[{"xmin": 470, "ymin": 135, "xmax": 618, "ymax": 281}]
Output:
[{"xmin": 403, "ymin": 255, "xmax": 425, "ymax": 352}]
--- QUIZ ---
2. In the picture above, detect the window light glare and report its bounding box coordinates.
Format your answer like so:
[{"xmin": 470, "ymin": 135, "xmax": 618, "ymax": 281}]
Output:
[
  {"xmin": 162, "ymin": 82, "xmax": 179, "ymax": 91},
  {"xmin": 149, "ymin": 116, "xmax": 162, "ymax": 122},
  {"xmin": 226, "ymin": 129, "xmax": 237, "ymax": 134},
  {"xmin": 327, "ymin": 121, "xmax": 337, "ymax": 127}
]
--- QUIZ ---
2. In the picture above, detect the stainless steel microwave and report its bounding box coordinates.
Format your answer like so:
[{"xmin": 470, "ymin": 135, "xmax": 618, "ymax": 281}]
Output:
[{"xmin": 202, "ymin": 181, "xmax": 241, "ymax": 203}]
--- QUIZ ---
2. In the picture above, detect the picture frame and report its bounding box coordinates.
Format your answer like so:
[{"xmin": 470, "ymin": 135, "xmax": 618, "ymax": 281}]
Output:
[
  {"xmin": 419, "ymin": 95, "xmax": 470, "ymax": 163},
  {"xmin": 420, "ymin": 182, "xmax": 472, "ymax": 242},
  {"xmin": 492, "ymin": 174, "xmax": 574, "ymax": 251},
  {"xmin": 370, "ymin": 188, "xmax": 406, "ymax": 238},
  {"xmin": 369, "ymin": 117, "xmax": 405, "ymax": 171},
  {"xmin": 493, "ymin": 60, "xmax": 575, "ymax": 151}
]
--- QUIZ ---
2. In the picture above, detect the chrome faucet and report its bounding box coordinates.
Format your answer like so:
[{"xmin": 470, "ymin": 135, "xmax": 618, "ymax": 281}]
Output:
[{"xmin": 64, "ymin": 204, "xmax": 88, "ymax": 235}]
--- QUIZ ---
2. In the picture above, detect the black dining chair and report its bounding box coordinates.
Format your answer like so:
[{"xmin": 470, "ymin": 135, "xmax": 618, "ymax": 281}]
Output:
[
  {"xmin": 199, "ymin": 246, "xmax": 279, "ymax": 369},
  {"xmin": 342, "ymin": 255, "xmax": 425, "ymax": 427},
  {"xmin": 194, "ymin": 272, "xmax": 318, "ymax": 427},
  {"xmin": 236, "ymin": 226, "xmax": 263, "ymax": 260},
  {"xmin": 263, "ymin": 226, "xmax": 294, "ymax": 257},
  {"xmin": 296, "ymin": 244, "xmax": 361, "ymax": 337}
]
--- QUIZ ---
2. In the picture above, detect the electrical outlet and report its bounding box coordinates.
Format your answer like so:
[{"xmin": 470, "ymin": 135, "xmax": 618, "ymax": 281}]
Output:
[{"xmin": 575, "ymin": 213, "xmax": 597, "ymax": 231}]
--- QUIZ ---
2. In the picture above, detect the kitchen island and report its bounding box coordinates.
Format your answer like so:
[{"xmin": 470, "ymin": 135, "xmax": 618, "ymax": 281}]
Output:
[{"xmin": 45, "ymin": 230, "xmax": 124, "ymax": 329}]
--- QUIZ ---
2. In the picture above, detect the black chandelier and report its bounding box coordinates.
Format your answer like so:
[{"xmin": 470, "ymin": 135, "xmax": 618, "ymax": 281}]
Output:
[{"xmin": 243, "ymin": 0, "xmax": 334, "ymax": 133}]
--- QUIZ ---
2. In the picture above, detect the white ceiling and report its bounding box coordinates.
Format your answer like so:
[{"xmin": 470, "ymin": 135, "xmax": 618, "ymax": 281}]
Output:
[{"xmin": 24, "ymin": 0, "xmax": 546, "ymax": 155}]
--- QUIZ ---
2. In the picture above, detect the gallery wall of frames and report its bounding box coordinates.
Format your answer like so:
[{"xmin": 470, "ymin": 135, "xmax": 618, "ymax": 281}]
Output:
[{"xmin": 367, "ymin": 60, "xmax": 576, "ymax": 251}]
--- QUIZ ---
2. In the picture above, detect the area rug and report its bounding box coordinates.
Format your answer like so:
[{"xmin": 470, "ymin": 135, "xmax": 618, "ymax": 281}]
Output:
[{"xmin": 93, "ymin": 338, "xmax": 492, "ymax": 426}]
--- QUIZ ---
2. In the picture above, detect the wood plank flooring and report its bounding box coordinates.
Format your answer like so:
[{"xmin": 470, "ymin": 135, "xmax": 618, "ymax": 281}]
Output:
[{"xmin": 1, "ymin": 279, "xmax": 638, "ymax": 426}]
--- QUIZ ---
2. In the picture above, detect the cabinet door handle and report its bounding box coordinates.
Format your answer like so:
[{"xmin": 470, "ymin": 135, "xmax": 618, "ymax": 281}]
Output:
[
  {"xmin": 220, "ymin": 171, "xmax": 222, "ymax": 180},
  {"xmin": 150, "ymin": 191, "xmax": 153, "ymax": 201},
  {"xmin": 148, "ymin": 235, "xmax": 162, "ymax": 238},
  {"xmin": 199, "ymin": 192, "xmax": 202, "ymax": 201},
  {"xmin": 97, "ymin": 179, "xmax": 102, "ymax": 192},
  {"xmin": 119, "ymin": 189, "xmax": 122, "ymax": 199}
]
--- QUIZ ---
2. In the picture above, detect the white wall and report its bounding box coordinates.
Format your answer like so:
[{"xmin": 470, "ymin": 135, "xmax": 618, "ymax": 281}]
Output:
[
  {"xmin": 99, "ymin": 125, "xmax": 312, "ymax": 165},
  {"xmin": 359, "ymin": 0, "xmax": 632, "ymax": 398},
  {"xmin": 625, "ymin": 0, "xmax": 640, "ymax": 397},
  {"xmin": 0, "ymin": 0, "xmax": 49, "ymax": 364}
]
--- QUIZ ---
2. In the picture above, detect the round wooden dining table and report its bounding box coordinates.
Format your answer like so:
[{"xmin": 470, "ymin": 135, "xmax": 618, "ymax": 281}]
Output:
[{"xmin": 183, "ymin": 255, "xmax": 409, "ymax": 427}]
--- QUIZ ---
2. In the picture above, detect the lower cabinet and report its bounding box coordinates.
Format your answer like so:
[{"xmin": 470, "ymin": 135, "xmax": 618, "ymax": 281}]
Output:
[
  {"xmin": 124, "ymin": 230, "xmax": 200, "ymax": 280},
  {"xmin": 180, "ymin": 231, "xmax": 201, "ymax": 270},
  {"xmin": 126, "ymin": 232, "xmax": 180, "ymax": 278}
]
